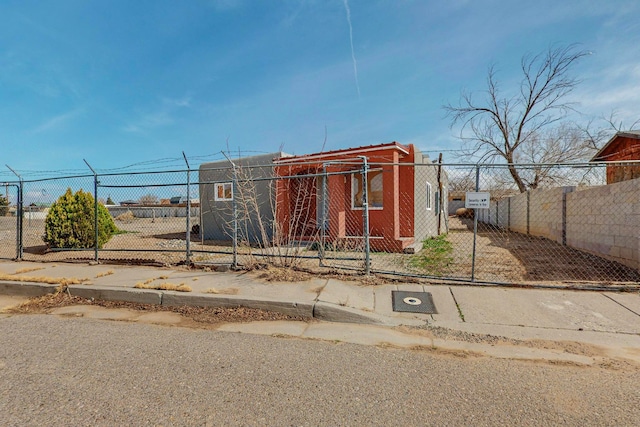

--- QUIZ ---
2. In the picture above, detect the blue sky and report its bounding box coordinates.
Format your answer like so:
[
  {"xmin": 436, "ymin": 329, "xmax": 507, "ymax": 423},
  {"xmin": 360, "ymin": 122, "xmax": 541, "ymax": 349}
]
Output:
[{"xmin": 1, "ymin": 0, "xmax": 639, "ymax": 178}]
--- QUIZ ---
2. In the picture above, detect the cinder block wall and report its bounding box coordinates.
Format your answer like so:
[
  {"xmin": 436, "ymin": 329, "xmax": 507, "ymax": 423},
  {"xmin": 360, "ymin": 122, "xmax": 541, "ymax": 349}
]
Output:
[
  {"xmin": 566, "ymin": 179, "xmax": 639, "ymax": 269},
  {"xmin": 108, "ymin": 206, "xmax": 200, "ymax": 218},
  {"xmin": 508, "ymin": 192, "xmax": 528, "ymax": 234},
  {"xmin": 496, "ymin": 198, "xmax": 509, "ymax": 228},
  {"xmin": 528, "ymin": 186, "xmax": 574, "ymax": 244},
  {"xmin": 477, "ymin": 179, "xmax": 639, "ymax": 270}
]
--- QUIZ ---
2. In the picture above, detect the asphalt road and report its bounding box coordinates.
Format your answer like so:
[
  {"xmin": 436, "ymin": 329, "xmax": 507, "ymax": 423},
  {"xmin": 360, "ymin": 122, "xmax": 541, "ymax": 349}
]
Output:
[{"xmin": 1, "ymin": 314, "xmax": 639, "ymax": 426}]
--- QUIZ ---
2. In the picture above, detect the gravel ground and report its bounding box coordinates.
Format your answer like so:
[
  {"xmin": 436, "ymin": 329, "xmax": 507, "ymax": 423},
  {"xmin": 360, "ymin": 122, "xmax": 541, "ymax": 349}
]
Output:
[{"xmin": 1, "ymin": 315, "xmax": 639, "ymax": 426}]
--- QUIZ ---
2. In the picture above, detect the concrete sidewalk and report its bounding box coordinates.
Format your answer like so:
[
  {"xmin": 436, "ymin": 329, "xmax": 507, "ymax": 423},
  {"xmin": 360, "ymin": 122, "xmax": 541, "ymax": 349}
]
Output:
[{"xmin": 1, "ymin": 260, "xmax": 639, "ymax": 364}]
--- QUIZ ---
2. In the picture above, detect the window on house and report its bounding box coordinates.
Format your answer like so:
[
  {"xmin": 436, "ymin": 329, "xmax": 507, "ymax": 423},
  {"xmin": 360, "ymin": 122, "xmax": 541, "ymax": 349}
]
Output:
[
  {"xmin": 214, "ymin": 182, "xmax": 233, "ymax": 201},
  {"xmin": 352, "ymin": 170, "xmax": 383, "ymax": 209},
  {"xmin": 426, "ymin": 182, "xmax": 432, "ymax": 210}
]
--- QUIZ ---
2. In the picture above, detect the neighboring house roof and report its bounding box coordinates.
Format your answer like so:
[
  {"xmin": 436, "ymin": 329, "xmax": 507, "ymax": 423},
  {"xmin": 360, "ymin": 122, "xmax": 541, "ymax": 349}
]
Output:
[
  {"xmin": 591, "ymin": 130, "xmax": 640, "ymax": 161},
  {"xmin": 274, "ymin": 142, "xmax": 410, "ymax": 164}
]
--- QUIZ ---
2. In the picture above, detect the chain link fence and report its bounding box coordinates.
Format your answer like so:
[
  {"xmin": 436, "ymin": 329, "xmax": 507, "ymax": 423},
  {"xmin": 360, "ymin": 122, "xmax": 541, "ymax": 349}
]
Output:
[{"xmin": 1, "ymin": 161, "xmax": 638, "ymax": 286}]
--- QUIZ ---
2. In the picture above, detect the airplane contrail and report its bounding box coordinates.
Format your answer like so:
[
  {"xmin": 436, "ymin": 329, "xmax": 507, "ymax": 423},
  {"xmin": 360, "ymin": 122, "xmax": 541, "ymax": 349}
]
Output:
[{"xmin": 343, "ymin": 0, "xmax": 361, "ymax": 98}]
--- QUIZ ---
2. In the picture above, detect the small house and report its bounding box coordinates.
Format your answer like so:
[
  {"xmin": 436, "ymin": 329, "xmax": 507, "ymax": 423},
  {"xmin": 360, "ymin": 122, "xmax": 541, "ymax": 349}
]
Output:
[
  {"xmin": 591, "ymin": 130, "xmax": 640, "ymax": 184},
  {"xmin": 274, "ymin": 142, "xmax": 448, "ymax": 253},
  {"xmin": 198, "ymin": 152, "xmax": 289, "ymax": 243}
]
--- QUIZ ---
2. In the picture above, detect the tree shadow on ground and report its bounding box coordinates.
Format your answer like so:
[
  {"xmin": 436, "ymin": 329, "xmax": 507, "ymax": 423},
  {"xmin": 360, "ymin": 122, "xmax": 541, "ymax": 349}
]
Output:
[{"xmin": 457, "ymin": 217, "xmax": 640, "ymax": 283}]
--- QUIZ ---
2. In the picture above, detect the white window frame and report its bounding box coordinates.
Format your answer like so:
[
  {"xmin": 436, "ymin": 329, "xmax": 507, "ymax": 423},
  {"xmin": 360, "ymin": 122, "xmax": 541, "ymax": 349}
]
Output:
[
  {"xmin": 351, "ymin": 169, "xmax": 384, "ymax": 210},
  {"xmin": 426, "ymin": 182, "xmax": 432, "ymax": 210},
  {"xmin": 214, "ymin": 182, "xmax": 233, "ymax": 201}
]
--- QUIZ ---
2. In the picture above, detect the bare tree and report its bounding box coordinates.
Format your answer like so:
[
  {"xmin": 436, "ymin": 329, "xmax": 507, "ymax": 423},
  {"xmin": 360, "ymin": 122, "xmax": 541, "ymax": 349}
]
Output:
[
  {"xmin": 512, "ymin": 123, "xmax": 601, "ymax": 188},
  {"xmin": 445, "ymin": 44, "xmax": 591, "ymax": 192},
  {"xmin": 447, "ymin": 170, "xmax": 476, "ymax": 192}
]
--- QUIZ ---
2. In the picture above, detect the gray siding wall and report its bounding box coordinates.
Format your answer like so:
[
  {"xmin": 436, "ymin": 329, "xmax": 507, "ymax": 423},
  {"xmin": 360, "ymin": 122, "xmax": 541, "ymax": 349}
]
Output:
[
  {"xmin": 199, "ymin": 152, "xmax": 287, "ymax": 243},
  {"xmin": 413, "ymin": 150, "xmax": 448, "ymax": 250}
]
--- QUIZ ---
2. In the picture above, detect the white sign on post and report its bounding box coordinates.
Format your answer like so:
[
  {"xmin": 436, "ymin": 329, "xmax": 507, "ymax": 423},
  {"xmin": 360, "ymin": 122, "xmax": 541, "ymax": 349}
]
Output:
[{"xmin": 465, "ymin": 192, "xmax": 490, "ymax": 209}]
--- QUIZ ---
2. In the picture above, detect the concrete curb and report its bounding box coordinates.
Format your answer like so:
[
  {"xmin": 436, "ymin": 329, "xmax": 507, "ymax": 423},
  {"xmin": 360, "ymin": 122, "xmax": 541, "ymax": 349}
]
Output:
[
  {"xmin": 0, "ymin": 281, "xmax": 383, "ymax": 325},
  {"xmin": 69, "ymin": 286, "xmax": 163, "ymax": 305},
  {"xmin": 0, "ymin": 281, "xmax": 58, "ymax": 297},
  {"xmin": 313, "ymin": 301, "xmax": 391, "ymax": 325},
  {"xmin": 162, "ymin": 293, "xmax": 314, "ymax": 318}
]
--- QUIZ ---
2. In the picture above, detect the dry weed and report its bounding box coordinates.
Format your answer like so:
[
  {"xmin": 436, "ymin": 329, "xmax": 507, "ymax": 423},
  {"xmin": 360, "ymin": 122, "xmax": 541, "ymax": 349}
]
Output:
[
  {"xmin": 115, "ymin": 211, "xmax": 135, "ymax": 222},
  {"xmin": 13, "ymin": 267, "xmax": 45, "ymax": 274},
  {"xmin": 134, "ymin": 282, "xmax": 192, "ymax": 292},
  {"xmin": 95, "ymin": 270, "xmax": 114, "ymax": 278},
  {"xmin": 0, "ymin": 273, "xmax": 88, "ymax": 286},
  {"xmin": 257, "ymin": 266, "xmax": 312, "ymax": 282},
  {"xmin": 205, "ymin": 287, "xmax": 239, "ymax": 295}
]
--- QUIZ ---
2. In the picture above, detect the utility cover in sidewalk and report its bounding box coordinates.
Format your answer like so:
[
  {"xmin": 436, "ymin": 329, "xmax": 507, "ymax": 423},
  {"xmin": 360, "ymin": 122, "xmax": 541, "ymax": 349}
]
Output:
[{"xmin": 392, "ymin": 291, "xmax": 437, "ymax": 314}]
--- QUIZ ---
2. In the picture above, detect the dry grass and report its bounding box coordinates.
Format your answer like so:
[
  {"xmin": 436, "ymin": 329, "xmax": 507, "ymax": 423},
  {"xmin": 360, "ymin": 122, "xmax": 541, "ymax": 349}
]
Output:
[
  {"xmin": 134, "ymin": 282, "xmax": 192, "ymax": 292},
  {"xmin": 95, "ymin": 270, "xmax": 114, "ymax": 278},
  {"xmin": 205, "ymin": 287, "xmax": 239, "ymax": 295},
  {"xmin": 0, "ymin": 273, "xmax": 88, "ymax": 286},
  {"xmin": 13, "ymin": 267, "xmax": 45, "ymax": 274},
  {"xmin": 256, "ymin": 265, "xmax": 312, "ymax": 282},
  {"xmin": 115, "ymin": 211, "xmax": 135, "ymax": 222}
]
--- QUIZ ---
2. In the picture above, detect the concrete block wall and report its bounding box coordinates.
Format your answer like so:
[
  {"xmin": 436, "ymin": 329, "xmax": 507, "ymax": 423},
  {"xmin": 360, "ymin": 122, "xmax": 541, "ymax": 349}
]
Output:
[
  {"xmin": 508, "ymin": 192, "xmax": 528, "ymax": 234},
  {"xmin": 528, "ymin": 186, "xmax": 574, "ymax": 244},
  {"xmin": 566, "ymin": 179, "xmax": 639, "ymax": 270},
  {"xmin": 487, "ymin": 201, "xmax": 498, "ymax": 225},
  {"xmin": 108, "ymin": 206, "xmax": 200, "ymax": 219},
  {"xmin": 478, "ymin": 179, "xmax": 639, "ymax": 271},
  {"xmin": 496, "ymin": 198, "xmax": 509, "ymax": 228}
]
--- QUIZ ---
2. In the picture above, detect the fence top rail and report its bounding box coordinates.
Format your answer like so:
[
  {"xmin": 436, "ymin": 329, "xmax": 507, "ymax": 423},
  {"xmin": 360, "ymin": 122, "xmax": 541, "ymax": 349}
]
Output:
[{"xmin": 2, "ymin": 160, "xmax": 640, "ymax": 185}]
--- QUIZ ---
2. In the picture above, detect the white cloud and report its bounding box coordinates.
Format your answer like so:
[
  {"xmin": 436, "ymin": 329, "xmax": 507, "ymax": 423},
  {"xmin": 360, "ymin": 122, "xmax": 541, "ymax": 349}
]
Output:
[
  {"xmin": 123, "ymin": 111, "xmax": 174, "ymax": 133},
  {"xmin": 123, "ymin": 95, "xmax": 192, "ymax": 133},
  {"xmin": 31, "ymin": 109, "xmax": 82, "ymax": 134},
  {"xmin": 162, "ymin": 96, "xmax": 192, "ymax": 108}
]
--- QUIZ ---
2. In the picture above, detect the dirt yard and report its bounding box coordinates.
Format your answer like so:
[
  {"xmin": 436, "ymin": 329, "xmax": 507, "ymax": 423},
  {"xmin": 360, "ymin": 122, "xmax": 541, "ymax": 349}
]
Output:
[{"xmin": 2, "ymin": 215, "xmax": 639, "ymax": 286}]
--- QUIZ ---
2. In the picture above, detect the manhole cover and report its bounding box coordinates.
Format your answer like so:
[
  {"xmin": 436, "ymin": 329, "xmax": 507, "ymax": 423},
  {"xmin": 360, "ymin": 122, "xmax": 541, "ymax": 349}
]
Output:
[{"xmin": 392, "ymin": 291, "xmax": 437, "ymax": 314}]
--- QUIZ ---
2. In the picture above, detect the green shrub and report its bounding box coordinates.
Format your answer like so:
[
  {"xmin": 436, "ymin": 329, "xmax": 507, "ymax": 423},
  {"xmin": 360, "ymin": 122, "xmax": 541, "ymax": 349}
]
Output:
[
  {"xmin": 0, "ymin": 196, "xmax": 8, "ymax": 216},
  {"xmin": 44, "ymin": 188, "xmax": 119, "ymax": 249}
]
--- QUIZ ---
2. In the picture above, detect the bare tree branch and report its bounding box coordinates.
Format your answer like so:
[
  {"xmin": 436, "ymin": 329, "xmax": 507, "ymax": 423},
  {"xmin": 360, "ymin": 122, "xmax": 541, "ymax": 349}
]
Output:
[{"xmin": 445, "ymin": 44, "xmax": 591, "ymax": 192}]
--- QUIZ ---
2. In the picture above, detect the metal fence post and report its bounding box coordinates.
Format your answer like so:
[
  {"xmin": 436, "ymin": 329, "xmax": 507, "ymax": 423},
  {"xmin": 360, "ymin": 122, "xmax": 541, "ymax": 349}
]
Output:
[
  {"xmin": 526, "ymin": 190, "xmax": 530, "ymax": 235},
  {"xmin": 471, "ymin": 165, "xmax": 480, "ymax": 282},
  {"xmin": 319, "ymin": 164, "xmax": 328, "ymax": 266},
  {"xmin": 84, "ymin": 160, "xmax": 99, "ymax": 262},
  {"xmin": 221, "ymin": 152, "xmax": 239, "ymax": 269},
  {"xmin": 6, "ymin": 166, "xmax": 24, "ymax": 260},
  {"xmin": 359, "ymin": 156, "xmax": 370, "ymax": 275},
  {"xmin": 17, "ymin": 181, "xmax": 23, "ymax": 260},
  {"xmin": 183, "ymin": 152, "xmax": 191, "ymax": 266},
  {"xmin": 232, "ymin": 171, "xmax": 238, "ymax": 269}
]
